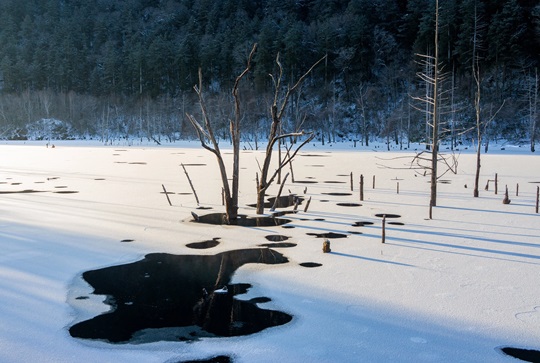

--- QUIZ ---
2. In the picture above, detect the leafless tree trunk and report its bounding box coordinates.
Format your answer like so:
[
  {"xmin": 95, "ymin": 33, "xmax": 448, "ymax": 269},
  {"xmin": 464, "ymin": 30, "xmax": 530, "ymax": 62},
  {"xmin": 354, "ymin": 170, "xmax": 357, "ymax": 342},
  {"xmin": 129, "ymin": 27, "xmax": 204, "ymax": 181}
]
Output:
[
  {"xmin": 187, "ymin": 44, "xmax": 257, "ymax": 224},
  {"xmin": 255, "ymin": 53, "xmax": 324, "ymax": 214},
  {"xmin": 528, "ymin": 68, "xmax": 538, "ymax": 153}
]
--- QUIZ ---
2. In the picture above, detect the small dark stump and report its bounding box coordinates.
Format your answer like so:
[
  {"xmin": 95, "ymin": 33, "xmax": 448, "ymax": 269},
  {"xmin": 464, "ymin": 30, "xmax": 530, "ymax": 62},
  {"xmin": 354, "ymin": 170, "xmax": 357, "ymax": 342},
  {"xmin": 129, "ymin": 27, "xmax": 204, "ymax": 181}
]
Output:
[{"xmin": 322, "ymin": 240, "xmax": 331, "ymax": 253}]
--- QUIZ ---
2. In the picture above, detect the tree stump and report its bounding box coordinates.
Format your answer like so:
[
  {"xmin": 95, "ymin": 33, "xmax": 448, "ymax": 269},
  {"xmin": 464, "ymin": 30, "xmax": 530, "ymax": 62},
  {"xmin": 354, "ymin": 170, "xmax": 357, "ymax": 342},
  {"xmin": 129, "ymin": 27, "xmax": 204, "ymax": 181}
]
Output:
[
  {"xmin": 502, "ymin": 185, "xmax": 511, "ymax": 204},
  {"xmin": 322, "ymin": 239, "xmax": 331, "ymax": 253}
]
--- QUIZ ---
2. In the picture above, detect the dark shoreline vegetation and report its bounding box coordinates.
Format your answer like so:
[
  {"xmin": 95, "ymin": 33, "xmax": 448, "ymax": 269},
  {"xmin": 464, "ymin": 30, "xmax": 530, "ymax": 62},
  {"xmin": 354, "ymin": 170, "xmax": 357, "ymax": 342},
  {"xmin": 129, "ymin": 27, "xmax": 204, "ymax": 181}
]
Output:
[{"xmin": 0, "ymin": 1, "xmax": 538, "ymax": 148}]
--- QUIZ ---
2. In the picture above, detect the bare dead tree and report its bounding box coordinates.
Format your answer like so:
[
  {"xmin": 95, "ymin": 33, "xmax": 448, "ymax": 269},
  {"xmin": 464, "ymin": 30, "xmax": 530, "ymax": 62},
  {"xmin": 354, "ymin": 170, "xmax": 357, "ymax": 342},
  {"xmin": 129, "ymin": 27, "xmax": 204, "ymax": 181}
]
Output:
[
  {"xmin": 187, "ymin": 44, "xmax": 257, "ymax": 224},
  {"xmin": 255, "ymin": 53, "xmax": 325, "ymax": 214}
]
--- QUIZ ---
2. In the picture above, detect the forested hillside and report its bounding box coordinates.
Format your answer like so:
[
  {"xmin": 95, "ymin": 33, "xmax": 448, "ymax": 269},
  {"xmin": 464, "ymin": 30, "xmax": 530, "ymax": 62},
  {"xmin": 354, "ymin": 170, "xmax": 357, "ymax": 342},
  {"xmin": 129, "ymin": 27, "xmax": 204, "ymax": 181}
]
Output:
[{"xmin": 0, "ymin": 0, "xmax": 538, "ymax": 148}]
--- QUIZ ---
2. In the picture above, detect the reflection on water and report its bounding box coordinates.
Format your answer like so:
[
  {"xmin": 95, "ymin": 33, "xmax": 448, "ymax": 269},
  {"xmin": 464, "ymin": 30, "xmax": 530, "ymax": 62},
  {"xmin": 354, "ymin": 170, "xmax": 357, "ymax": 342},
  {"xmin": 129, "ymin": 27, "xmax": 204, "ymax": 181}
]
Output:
[{"xmin": 69, "ymin": 248, "xmax": 292, "ymax": 343}]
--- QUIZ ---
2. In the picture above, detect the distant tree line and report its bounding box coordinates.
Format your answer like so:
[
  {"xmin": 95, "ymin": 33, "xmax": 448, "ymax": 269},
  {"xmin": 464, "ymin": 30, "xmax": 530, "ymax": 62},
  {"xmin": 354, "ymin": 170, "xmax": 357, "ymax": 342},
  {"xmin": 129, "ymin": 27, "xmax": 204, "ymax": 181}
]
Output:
[{"xmin": 0, "ymin": 0, "xmax": 538, "ymax": 148}]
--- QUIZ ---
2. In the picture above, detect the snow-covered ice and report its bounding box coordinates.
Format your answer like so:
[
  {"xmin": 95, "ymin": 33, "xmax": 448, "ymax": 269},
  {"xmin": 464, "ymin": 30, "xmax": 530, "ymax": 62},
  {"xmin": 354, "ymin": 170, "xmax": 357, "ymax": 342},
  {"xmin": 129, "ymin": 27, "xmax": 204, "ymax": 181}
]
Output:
[{"xmin": 0, "ymin": 141, "xmax": 539, "ymax": 362}]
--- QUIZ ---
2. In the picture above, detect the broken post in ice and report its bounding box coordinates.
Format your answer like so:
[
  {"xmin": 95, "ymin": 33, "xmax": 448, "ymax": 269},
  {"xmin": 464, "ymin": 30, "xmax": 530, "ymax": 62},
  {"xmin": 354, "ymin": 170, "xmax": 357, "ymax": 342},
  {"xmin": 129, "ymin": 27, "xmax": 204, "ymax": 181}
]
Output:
[{"xmin": 322, "ymin": 239, "xmax": 331, "ymax": 253}]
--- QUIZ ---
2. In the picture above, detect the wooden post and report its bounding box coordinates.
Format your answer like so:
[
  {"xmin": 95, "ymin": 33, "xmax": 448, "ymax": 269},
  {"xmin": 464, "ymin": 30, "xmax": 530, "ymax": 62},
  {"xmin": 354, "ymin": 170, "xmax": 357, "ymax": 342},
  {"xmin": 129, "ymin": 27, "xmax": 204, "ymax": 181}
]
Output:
[
  {"xmin": 536, "ymin": 187, "xmax": 540, "ymax": 214},
  {"xmin": 494, "ymin": 173, "xmax": 498, "ymax": 195},
  {"xmin": 381, "ymin": 215, "xmax": 386, "ymax": 243},
  {"xmin": 502, "ymin": 185, "xmax": 511, "ymax": 204},
  {"xmin": 221, "ymin": 188, "xmax": 225, "ymax": 206},
  {"xmin": 485, "ymin": 179, "xmax": 489, "ymax": 191},
  {"xmin": 303, "ymin": 196, "xmax": 312, "ymax": 212},
  {"xmin": 360, "ymin": 174, "xmax": 364, "ymax": 201},
  {"xmin": 373, "ymin": 175, "xmax": 376, "ymax": 189},
  {"xmin": 322, "ymin": 239, "xmax": 331, "ymax": 253},
  {"xmin": 270, "ymin": 173, "xmax": 289, "ymax": 211},
  {"xmin": 162, "ymin": 184, "xmax": 172, "ymax": 206},
  {"xmin": 429, "ymin": 201, "xmax": 433, "ymax": 220},
  {"xmin": 516, "ymin": 183, "xmax": 519, "ymax": 197},
  {"xmin": 181, "ymin": 163, "xmax": 200, "ymax": 205},
  {"xmin": 397, "ymin": 182, "xmax": 400, "ymax": 194},
  {"xmin": 293, "ymin": 197, "xmax": 300, "ymax": 211}
]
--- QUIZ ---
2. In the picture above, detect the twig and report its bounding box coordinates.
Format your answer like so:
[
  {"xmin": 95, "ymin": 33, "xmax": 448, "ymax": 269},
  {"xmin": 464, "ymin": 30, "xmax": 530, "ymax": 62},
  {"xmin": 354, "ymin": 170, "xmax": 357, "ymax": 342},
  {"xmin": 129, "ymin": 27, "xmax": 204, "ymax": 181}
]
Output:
[
  {"xmin": 162, "ymin": 184, "xmax": 172, "ymax": 206},
  {"xmin": 181, "ymin": 163, "xmax": 200, "ymax": 205},
  {"xmin": 271, "ymin": 173, "xmax": 289, "ymax": 211}
]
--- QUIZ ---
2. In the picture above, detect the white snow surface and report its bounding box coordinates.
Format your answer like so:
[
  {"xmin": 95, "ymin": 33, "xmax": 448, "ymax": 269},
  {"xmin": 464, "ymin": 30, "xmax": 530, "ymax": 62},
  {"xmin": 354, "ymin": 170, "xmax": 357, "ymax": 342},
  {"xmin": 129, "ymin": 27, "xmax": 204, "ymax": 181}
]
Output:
[{"xmin": 0, "ymin": 140, "xmax": 539, "ymax": 362}]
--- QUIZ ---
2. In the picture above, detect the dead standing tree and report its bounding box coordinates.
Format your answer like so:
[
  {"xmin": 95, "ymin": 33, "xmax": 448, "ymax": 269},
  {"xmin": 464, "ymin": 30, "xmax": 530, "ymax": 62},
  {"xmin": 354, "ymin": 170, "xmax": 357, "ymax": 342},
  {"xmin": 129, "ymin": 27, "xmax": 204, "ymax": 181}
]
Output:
[
  {"xmin": 255, "ymin": 53, "xmax": 325, "ymax": 214},
  {"xmin": 187, "ymin": 44, "xmax": 257, "ymax": 224}
]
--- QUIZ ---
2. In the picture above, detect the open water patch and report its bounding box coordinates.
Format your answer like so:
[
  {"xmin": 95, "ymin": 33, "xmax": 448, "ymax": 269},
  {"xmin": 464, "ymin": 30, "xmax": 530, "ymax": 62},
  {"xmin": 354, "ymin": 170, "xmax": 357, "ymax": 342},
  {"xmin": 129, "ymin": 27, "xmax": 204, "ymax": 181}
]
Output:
[
  {"xmin": 186, "ymin": 238, "xmax": 221, "ymax": 249},
  {"xmin": 306, "ymin": 232, "xmax": 348, "ymax": 239},
  {"xmin": 192, "ymin": 213, "xmax": 291, "ymax": 227},
  {"xmin": 500, "ymin": 347, "xmax": 540, "ymax": 362},
  {"xmin": 353, "ymin": 221, "xmax": 374, "ymax": 227},
  {"xmin": 299, "ymin": 262, "xmax": 322, "ymax": 268},
  {"xmin": 265, "ymin": 235, "xmax": 290, "ymax": 242},
  {"xmin": 69, "ymin": 248, "xmax": 292, "ymax": 343},
  {"xmin": 247, "ymin": 195, "xmax": 303, "ymax": 209},
  {"xmin": 322, "ymin": 192, "xmax": 352, "ymax": 196},
  {"xmin": 175, "ymin": 356, "xmax": 232, "ymax": 363},
  {"xmin": 337, "ymin": 203, "xmax": 362, "ymax": 207},
  {"xmin": 259, "ymin": 242, "xmax": 297, "ymax": 248},
  {"xmin": 0, "ymin": 189, "xmax": 45, "ymax": 194},
  {"xmin": 374, "ymin": 213, "xmax": 401, "ymax": 218}
]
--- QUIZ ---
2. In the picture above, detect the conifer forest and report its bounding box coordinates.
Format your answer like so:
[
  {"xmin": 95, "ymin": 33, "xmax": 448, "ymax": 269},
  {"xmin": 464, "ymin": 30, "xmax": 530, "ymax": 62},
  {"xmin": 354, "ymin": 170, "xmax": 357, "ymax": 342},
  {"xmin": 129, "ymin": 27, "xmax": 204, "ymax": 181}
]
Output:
[{"xmin": 0, "ymin": 0, "xmax": 538, "ymax": 149}]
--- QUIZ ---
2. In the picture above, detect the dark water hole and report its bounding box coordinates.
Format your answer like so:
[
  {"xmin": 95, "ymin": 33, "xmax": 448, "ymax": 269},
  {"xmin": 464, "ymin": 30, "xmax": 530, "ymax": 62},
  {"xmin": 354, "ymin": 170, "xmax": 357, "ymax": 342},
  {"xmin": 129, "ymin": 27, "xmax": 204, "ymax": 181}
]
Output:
[
  {"xmin": 54, "ymin": 190, "xmax": 79, "ymax": 194},
  {"xmin": 259, "ymin": 242, "xmax": 297, "ymax": 248},
  {"xmin": 353, "ymin": 221, "xmax": 374, "ymax": 227},
  {"xmin": 69, "ymin": 248, "xmax": 292, "ymax": 343},
  {"xmin": 374, "ymin": 213, "xmax": 401, "ymax": 218},
  {"xmin": 192, "ymin": 213, "xmax": 291, "ymax": 227},
  {"xmin": 500, "ymin": 347, "xmax": 540, "ymax": 362},
  {"xmin": 265, "ymin": 235, "xmax": 290, "ymax": 242},
  {"xmin": 388, "ymin": 222, "xmax": 405, "ymax": 226},
  {"xmin": 176, "ymin": 355, "xmax": 232, "ymax": 363},
  {"xmin": 281, "ymin": 225, "xmax": 295, "ymax": 229},
  {"xmin": 337, "ymin": 203, "xmax": 362, "ymax": 207},
  {"xmin": 306, "ymin": 232, "xmax": 348, "ymax": 239},
  {"xmin": 0, "ymin": 189, "xmax": 45, "ymax": 194},
  {"xmin": 348, "ymin": 231, "xmax": 363, "ymax": 235},
  {"xmin": 322, "ymin": 192, "xmax": 352, "ymax": 196},
  {"xmin": 186, "ymin": 238, "xmax": 220, "ymax": 249},
  {"xmin": 120, "ymin": 239, "xmax": 134, "ymax": 243},
  {"xmin": 248, "ymin": 195, "xmax": 303, "ymax": 209},
  {"xmin": 299, "ymin": 262, "xmax": 322, "ymax": 268}
]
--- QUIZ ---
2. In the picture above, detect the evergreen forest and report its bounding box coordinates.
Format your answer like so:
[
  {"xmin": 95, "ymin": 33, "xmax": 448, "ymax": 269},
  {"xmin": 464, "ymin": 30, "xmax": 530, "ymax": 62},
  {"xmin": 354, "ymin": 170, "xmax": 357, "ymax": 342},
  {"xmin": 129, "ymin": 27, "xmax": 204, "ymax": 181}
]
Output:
[{"xmin": 0, "ymin": 0, "xmax": 539, "ymax": 149}]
